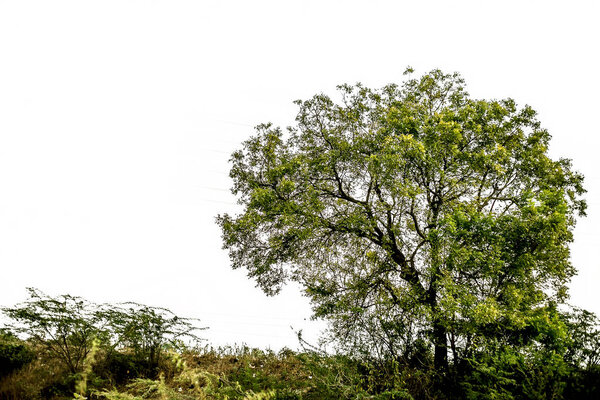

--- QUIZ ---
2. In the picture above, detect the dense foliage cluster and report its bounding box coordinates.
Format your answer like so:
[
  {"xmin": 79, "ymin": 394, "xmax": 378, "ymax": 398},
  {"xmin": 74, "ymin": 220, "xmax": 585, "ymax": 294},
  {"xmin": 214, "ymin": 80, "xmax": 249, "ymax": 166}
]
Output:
[{"xmin": 0, "ymin": 332, "xmax": 35, "ymax": 379}]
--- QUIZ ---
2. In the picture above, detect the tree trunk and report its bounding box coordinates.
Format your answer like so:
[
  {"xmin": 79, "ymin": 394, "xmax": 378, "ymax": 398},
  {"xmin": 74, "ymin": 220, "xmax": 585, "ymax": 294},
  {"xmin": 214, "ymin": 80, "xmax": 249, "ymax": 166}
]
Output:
[
  {"xmin": 428, "ymin": 221, "xmax": 447, "ymax": 371},
  {"xmin": 433, "ymin": 319, "xmax": 448, "ymax": 371}
]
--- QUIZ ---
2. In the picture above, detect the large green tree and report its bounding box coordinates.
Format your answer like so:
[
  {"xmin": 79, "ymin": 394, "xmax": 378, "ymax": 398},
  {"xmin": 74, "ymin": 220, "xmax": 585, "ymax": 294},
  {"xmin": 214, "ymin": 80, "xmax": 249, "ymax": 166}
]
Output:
[{"xmin": 218, "ymin": 69, "xmax": 586, "ymax": 370}]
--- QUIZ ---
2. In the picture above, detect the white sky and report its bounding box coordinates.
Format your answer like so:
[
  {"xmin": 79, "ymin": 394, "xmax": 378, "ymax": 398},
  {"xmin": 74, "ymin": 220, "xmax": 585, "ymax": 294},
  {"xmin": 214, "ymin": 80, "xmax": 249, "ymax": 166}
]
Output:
[{"xmin": 1, "ymin": 0, "xmax": 599, "ymax": 350}]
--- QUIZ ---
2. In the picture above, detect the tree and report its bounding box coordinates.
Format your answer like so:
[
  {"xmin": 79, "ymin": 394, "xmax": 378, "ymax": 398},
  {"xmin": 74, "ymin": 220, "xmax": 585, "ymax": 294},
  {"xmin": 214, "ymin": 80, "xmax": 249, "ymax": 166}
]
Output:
[
  {"xmin": 2, "ymin": 288, "xmax": 104, "ymax": 374},
  {"xmin": 217, "ymin": 69, "xmax": 586, "ymax": 371},
  {"xmin": 100, "ymin": 302, "xmax": 204, "ymax": 375}
]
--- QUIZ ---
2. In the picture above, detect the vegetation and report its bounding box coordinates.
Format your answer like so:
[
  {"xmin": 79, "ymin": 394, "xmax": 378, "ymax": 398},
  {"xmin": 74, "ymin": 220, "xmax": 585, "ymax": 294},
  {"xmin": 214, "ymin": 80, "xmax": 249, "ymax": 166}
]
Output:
[
  {"xmin": 99, "ymin": 301, "xmax": 202, "ymax": 377},
  {"xmin": 2, "ymin": 288, "xmax": 107, "ymax": 375},
  {"xmin": 218, "ymin": 68, "xmax": 586, "ymax": 370},
  {"xmin": 1, "ymin": 289, "xmax": 599, "ymax": 399},
  {"xmin": 0, "ymin": 288, "xmax": 205, "ymax": 399},
  {"xmin": 216, "ymin": 69, "xmax": 598, "ymax": 397},
  {"xmin": 0, "ymin": 331, "xmax": 35, "ymax": 380},
  {"xmin": 1, "ymin": 69, "xmax": 599, "ymax": 399}
]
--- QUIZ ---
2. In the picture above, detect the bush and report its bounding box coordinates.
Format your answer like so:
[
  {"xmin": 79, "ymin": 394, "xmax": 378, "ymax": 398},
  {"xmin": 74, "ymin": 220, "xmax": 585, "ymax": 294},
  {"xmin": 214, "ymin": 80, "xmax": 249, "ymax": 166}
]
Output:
[
  {"xmin": 93, "ymin": 351, "xmax": 154, "ymax": 385},
  {"xmin": 0, "ymin": 352, "xmax": 68, "ymax": 400},
  {"xmin": 0, "ymin": 337, "xmax": 35, "ymax": 378}
]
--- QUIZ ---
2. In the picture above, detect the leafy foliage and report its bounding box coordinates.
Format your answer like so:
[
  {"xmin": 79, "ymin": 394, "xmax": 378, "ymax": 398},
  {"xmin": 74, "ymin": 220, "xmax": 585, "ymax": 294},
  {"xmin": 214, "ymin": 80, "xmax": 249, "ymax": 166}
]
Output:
[
  {"xmin": 1, "ymin": 289, "xmax": 205, "ymax": 398},
  {"xmin": 563, "ymin": 306, "xmax": 600, "ymax": 367},
  {"xmin": 1, "ymin": 68, "xmax": 598, "ymax": 399},
  {"xmin": 1, "ymin": 297, "xmax": 599, "ymax": 399},
  {"xmin": 218, "ymin": 69, "xmax": 586, "ymax": 371},
  {"xmin": 2, "ymin": 288, "xmax": 104, "ymax": 374},
  {"xmin": 100, "ymin": 302, "xmax": 205, "ymax": 377},
  {"xmin": 0, "ymin": 332, "xmax": 35, "ymax": 378}
]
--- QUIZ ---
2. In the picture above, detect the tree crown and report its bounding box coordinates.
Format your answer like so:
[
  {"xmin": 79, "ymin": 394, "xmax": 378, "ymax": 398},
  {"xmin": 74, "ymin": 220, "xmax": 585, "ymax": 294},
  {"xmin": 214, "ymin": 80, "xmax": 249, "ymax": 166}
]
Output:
[{"xmin": 218, "ymin": 69, "xmax": 586, "ymax": 362}]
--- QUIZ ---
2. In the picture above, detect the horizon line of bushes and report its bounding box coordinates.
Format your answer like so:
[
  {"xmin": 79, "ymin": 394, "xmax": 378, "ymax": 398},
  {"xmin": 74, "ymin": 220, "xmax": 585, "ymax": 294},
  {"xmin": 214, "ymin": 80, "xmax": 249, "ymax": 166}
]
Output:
[{"xmin": 1, "ymin": 288, "xmax": 600, "ymax": 400}]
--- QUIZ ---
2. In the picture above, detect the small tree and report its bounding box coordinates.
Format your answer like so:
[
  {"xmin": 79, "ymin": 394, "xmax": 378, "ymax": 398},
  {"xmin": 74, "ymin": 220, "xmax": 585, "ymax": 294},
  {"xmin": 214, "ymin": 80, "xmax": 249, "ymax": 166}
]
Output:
[
  {"xmin": 100, "ymin": 302, "xmax": 204, "ymax": 375},
  {"xmin": 2, "ymin": 288, "xmax": 104, "ymax": 374}
]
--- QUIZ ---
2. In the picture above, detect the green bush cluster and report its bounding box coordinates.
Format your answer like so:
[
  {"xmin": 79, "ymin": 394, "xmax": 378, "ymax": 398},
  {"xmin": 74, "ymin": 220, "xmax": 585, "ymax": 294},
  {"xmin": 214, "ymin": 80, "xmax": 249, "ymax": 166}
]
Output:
[{"xmin": 0, "ymin": 332, "xmax": 35, "ymax": 379}]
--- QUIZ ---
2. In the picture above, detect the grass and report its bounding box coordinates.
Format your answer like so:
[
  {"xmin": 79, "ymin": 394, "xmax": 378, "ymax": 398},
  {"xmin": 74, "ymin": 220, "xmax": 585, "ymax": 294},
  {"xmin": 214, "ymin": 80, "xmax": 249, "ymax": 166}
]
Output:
[{"xmin": 0, "ymin": 343, "xmax": 371, "ymax": 400}]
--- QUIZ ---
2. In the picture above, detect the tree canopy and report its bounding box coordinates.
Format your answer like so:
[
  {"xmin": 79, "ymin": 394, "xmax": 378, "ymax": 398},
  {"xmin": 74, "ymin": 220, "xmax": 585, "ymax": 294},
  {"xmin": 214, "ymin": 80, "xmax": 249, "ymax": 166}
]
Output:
[{"xmin": 218, "ymin": 69, "xmax": 586, "ymax": 371}]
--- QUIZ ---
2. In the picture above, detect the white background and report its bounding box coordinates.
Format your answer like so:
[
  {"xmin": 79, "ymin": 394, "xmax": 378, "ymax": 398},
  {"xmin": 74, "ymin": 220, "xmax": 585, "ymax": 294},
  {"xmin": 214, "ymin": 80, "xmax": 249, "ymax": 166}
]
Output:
[{"xmin": 1, "ymin": 0, "xmax": 599, "ymax": 350}]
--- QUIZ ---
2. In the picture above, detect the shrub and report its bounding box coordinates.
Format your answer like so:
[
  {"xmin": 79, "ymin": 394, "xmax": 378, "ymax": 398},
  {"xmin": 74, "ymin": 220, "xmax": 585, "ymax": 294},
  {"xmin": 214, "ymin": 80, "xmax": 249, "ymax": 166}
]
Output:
[{"xmin": 0, "ymin": 334, "xmax": 35, "ymax": 379}]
